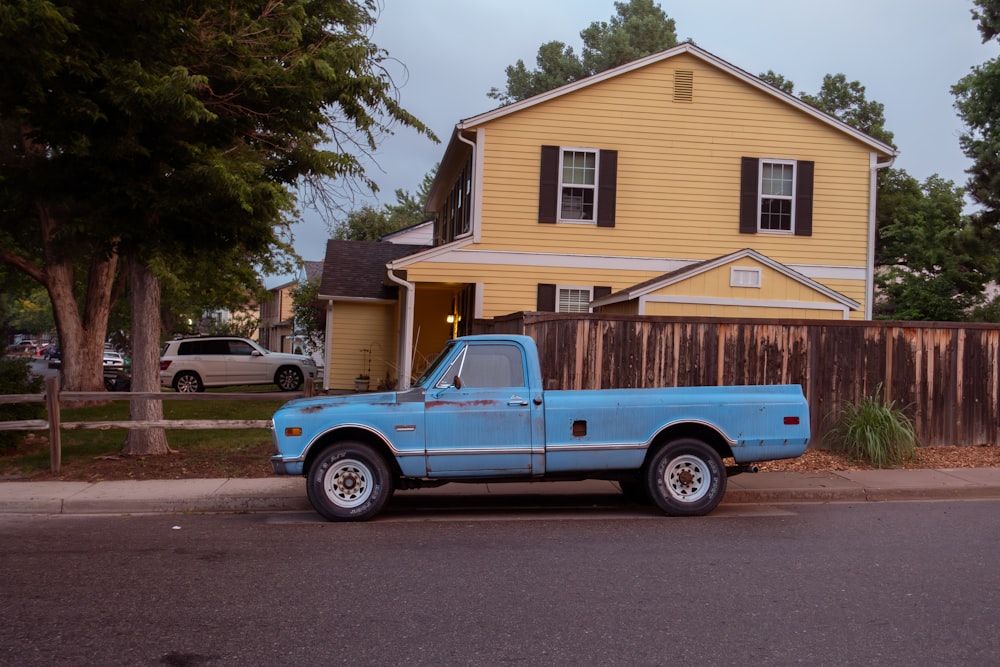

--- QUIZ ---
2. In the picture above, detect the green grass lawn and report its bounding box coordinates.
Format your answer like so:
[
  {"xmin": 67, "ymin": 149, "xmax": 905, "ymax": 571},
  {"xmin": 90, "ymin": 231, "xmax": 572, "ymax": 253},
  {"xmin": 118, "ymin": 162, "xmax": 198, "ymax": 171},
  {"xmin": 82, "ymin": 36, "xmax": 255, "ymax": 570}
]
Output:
[{"xmin": 1, "ymin": 390, "xmax": 291, "ymax": 478}]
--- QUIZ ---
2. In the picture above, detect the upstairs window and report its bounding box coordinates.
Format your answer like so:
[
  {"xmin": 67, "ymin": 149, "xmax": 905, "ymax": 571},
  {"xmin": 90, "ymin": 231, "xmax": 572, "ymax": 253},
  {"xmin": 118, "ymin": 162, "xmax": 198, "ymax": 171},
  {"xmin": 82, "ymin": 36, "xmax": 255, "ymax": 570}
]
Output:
[
  {"xmin": 740, "ymin": 157, "xmax": 814, "ymax": 236},
  {"xmin": 559, "ymin": 150, "xmax": 597, "ymax": 221},
  {"xmin": 759, "ymin": 160, "xmax": 795, "ymax": 232},
  {"xmin": 539, "ymin": 146, "xmax": 618, "ymax": 227}
]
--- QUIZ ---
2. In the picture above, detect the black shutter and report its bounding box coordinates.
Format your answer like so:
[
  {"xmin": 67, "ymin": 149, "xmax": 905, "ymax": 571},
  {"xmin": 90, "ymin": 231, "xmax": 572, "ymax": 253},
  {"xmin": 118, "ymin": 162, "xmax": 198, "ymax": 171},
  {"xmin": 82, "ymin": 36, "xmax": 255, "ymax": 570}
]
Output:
[
  {"xmin": 794, "ymin": 160, "xmax": 814, "ymax": 237},
  {"xmin": 596, "ymin": 150, "xmax": 617, "ymax": 228},
  {"xmin": 739, "ymin": 157, "xmax": 759, "ymax": 234},
  {"xmin": 592, "ymin": 286, "xmax": 612, "ymax": 299},
  {"xmin": 537, "ymin": 283, "xmax": 556, "ymax": 311},
  {"xmin": 538, "ymin": 146, "xmax": 559, "ymax": 224}
]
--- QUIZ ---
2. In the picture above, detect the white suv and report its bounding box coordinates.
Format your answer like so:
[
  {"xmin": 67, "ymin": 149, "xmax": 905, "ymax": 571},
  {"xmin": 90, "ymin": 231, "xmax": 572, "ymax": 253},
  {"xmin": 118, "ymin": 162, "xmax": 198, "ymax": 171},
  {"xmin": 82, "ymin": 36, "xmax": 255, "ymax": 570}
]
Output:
[{"xmin": 160, "ymin": 336, "xmax": 318, "ymax": 393}]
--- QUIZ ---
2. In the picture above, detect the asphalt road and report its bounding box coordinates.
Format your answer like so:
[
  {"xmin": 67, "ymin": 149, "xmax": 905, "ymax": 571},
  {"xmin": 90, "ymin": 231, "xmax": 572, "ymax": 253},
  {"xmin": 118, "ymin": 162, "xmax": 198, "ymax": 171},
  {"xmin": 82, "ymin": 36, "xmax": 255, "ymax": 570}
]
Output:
[{"xmin": 3, "ymin": 500, "xmax": 999, "ymax": 666}]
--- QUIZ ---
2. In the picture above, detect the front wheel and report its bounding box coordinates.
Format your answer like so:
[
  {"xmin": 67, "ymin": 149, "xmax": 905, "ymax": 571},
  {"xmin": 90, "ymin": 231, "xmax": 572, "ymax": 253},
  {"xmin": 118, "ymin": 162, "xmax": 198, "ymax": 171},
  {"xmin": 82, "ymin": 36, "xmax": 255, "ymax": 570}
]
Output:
[
  {"xmin": 306, "ymin": 442, "xmax": 393, "ymax": 521},
  {"xmin": 646, "ymin": 438, "xmax": 726, "ymax": 517}
]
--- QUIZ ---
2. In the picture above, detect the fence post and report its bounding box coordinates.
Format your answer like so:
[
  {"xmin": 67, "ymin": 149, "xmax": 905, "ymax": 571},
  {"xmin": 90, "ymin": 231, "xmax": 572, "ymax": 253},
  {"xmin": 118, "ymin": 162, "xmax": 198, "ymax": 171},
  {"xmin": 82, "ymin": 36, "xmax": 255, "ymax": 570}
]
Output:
[
  {"xmin": 304, "ymin": 377, "xmax": 315, "ymax": 398},
  {"xmin": 45, "ymin": 375, "xmax": 61, "ymax": 474}
]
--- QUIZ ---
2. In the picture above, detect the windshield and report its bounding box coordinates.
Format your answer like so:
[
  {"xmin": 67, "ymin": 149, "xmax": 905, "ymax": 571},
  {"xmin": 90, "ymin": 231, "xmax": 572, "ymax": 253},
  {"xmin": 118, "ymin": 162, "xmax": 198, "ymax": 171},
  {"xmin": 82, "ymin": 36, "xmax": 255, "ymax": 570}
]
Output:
[{"xmin": 413, "ymin": 341, "xmax": 458, "ymax": 388}]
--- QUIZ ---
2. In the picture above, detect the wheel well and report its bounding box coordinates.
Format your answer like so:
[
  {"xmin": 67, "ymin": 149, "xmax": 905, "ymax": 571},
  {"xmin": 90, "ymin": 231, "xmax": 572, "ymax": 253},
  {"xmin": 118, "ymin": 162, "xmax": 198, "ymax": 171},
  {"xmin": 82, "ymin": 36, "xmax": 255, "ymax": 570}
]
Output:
[
  {"xmin": 173, "ymin": 370, "xmax": 201, "ymax": 384},
  {"xmin": 302, "ymin": 427, "xmax": 402, "ymax": 479},
  {"xmin": 646, "ymin": 422, "xmax": 734, "ymax": 466}
]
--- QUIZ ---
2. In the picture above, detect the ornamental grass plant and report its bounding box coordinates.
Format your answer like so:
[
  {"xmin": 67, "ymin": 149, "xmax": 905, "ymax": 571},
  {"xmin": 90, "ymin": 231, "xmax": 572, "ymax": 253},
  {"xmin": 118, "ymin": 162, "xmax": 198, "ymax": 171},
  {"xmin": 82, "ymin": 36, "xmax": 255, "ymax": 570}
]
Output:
[{"xmin": 823, "ymin": 384, "xmax": 918, "ymax": 468}]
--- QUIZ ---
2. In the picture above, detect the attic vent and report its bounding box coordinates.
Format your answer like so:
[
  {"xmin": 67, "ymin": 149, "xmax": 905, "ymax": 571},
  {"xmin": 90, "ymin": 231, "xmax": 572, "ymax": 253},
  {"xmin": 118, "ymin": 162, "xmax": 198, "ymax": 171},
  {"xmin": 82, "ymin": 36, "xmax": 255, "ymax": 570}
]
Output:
[
  {"xmin": 731, "ymin": 267, "xmax": 761, "ymax": 288},
  {"xmin": 674, "ymin": 69, "xmax": 694, "ymax": 102}
]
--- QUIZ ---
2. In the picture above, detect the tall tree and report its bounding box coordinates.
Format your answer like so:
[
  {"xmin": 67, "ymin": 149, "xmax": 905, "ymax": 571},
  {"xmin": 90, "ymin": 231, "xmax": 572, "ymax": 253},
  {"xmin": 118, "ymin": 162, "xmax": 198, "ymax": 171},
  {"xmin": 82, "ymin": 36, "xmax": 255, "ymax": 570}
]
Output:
[
  {"xmin": 800, "ymin": 74, "xmax": 894, "ymax": 146},
  {"xmin": 875, "ymin": 173, "xmax": 994, "ymax": 320},
  {"xmin": 953, "ymin": 0, "xmax": 1000, "ymax": 251},
  {"xmin": 488, "ymin": 0, "xmax": 678, "ymax": 105},
  {"xmin": 1, "ymin": 0, "xmax": 433, "ymax": 454}
]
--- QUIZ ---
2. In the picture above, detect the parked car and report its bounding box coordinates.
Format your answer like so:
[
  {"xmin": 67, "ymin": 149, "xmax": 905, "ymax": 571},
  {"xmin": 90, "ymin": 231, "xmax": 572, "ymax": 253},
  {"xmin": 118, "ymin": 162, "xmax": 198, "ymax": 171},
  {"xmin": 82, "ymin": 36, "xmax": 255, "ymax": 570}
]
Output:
[
  {"xmin": 42, "ymin": 345, "xmax": 60, "ymax": 361},
  {"xmin": 102, "ymin": 351, "xmax": 125, "ymax": 369},
  {"xmin": 159, "ymin": 335, "xmax": 317, "ymax": 393}
]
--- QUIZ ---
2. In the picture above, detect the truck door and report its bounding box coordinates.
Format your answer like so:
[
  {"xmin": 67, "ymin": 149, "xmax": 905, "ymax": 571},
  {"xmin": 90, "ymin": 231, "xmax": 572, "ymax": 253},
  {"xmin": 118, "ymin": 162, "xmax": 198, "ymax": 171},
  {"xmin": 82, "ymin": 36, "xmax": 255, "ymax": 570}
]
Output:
[{"xmin": 424, "ymin": 342, "xmax": 535, "ymax": 476}]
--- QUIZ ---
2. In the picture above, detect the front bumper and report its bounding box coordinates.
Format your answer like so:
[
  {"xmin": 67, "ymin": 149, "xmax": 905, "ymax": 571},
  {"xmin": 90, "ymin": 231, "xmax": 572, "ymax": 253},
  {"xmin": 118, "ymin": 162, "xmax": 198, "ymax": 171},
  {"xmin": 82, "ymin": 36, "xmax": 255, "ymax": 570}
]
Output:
[{"xmin": 270, "ymin": 455, "xmax": 304, "ymax": 476}]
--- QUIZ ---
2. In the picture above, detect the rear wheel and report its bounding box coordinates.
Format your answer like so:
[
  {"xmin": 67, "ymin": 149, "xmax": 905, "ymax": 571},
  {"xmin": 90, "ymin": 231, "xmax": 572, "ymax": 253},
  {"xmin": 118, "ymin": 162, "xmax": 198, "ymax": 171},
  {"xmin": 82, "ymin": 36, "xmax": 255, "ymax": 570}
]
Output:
[
  {"xmin": 307, "ymin": 442, "xmax": 393, "ymax": 521},
  {"xmin": 173, "ymin": 371, "xmax": 203, "ymax": 393},
  {"xmin": 275, "ymin": 366, "xmax": 303, "ymax": 391},
  {"xmin": 646, "ymin": 438, "xmax": 726, "ymax": 516}
]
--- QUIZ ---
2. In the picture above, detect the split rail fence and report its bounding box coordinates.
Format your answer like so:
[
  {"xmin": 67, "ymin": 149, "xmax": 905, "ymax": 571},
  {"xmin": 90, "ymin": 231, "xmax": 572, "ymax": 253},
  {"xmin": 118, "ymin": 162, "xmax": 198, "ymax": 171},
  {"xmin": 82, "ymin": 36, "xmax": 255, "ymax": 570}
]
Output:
[{"xmin": 0, "ymin": 376, "xmax": 315, "ymax": 473}]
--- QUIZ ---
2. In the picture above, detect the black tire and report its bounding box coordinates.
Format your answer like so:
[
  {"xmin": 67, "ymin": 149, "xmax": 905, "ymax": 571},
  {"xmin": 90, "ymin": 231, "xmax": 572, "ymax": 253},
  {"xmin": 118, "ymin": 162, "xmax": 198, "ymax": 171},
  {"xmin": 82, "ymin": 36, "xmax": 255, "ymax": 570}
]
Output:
[
  {"xmin": 275, "ymin": 366, "xmax": 303, "ymax": 391},
  {"xmin": 646, "ymin": 438, "xmax": 726, "ymax": 517},
  {"xmin": 619, "ymin": 478, "xmax": 652, "ymax": 505},
  {"xmin": 306, "ymin": 442, "xmax": 393, "ymax": 521},
  {"xmin": 173, "ymin": 371, "xmax": 203, "ymax": 393}
]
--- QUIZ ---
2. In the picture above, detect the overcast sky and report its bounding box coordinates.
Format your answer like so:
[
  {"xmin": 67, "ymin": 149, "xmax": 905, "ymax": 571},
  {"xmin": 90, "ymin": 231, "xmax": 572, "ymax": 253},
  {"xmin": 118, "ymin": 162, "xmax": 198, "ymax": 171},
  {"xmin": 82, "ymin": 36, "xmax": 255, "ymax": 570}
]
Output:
[{"xmin": 271, "ymin": 0, "xmax": 995, "ymax": 284}]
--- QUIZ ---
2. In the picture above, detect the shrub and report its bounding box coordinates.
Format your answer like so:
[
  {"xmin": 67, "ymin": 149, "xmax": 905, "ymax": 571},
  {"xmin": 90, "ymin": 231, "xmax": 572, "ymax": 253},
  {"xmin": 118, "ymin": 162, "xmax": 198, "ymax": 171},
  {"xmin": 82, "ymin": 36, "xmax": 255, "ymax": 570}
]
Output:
[
  {"xmin": 823, "ymin": 384, "xmax": 918, "ymax": 467},
  {"xmin": 0, "ymin": 358, "xmax": 45, "ymax": 453}
]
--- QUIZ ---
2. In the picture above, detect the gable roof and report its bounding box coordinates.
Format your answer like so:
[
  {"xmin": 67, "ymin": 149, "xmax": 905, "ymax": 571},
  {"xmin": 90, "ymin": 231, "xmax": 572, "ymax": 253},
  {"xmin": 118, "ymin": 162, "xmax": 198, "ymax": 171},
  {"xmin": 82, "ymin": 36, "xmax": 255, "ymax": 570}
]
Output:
[
  {"xmin": 591, "ymin": 248, "xmax": 861, "ymax": 311},
  {"xmin": 319, "ymin": 239, "xmax": 426, "ymax": 300},
  {"xmin": 454, "ymin": 43, "xmax": 896, "ymax": 157}
]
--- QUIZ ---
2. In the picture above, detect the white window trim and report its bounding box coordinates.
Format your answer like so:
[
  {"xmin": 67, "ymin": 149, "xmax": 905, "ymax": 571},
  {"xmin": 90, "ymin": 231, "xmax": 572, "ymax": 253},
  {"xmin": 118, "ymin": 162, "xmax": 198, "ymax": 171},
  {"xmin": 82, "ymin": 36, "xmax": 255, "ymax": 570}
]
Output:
[
  {"xmin": 730, "ymin": 266, "xmax": 762, "ymax": 288},
  {"xmin": 557, "ymin": 285, "xmax": 594, "ymax": 313},
  {"xmin": 557, "ymin": 147, "xmax": 600, "ymax": 224},
  {"xmin": 758, "ymin": 158, "xmax": 796, "ymax": 234}
]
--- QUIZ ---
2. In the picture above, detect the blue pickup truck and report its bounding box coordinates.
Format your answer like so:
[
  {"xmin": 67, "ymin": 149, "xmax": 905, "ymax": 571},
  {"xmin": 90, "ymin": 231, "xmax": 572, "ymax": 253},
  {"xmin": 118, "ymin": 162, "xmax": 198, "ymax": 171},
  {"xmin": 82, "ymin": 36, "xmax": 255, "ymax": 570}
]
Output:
[{"xmin": 271, "ymin": 334, "xmax": 810, "ymax": 521}]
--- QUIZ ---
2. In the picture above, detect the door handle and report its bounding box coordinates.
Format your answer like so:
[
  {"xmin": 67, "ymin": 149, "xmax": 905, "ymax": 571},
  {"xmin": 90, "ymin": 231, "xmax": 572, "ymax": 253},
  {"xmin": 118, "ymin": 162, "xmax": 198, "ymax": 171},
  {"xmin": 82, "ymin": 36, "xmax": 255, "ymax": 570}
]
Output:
[{"xmin": 508, "ymin": 395, "xmax": 529, "ymax": 406}]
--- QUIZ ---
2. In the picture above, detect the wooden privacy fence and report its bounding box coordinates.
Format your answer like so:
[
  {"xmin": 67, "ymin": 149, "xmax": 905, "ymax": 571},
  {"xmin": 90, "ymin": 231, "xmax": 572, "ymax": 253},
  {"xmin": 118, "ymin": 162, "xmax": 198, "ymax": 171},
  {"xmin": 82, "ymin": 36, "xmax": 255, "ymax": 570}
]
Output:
[
  {"xmin": 0, "ymin": 376, "xmax": 315, "ymax": 473},
  {"xmin": 478, "ymin": 312, "xmax": 1000, "ymax": 448}
]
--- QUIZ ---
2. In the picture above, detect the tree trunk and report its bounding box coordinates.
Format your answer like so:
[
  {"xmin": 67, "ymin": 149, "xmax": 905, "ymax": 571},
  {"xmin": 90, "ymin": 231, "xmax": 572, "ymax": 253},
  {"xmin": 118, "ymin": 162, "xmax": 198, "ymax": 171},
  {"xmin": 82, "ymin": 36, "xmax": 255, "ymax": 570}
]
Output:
[{"xmin": 121, "ymin": 254, "xmax": 171, "ymax": 456}]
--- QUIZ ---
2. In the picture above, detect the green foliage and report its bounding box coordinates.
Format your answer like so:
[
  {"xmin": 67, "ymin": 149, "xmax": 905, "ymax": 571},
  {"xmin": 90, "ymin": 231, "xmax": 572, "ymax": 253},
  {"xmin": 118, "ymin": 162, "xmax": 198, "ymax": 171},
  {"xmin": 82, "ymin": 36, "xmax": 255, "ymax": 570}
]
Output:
[
  {"xmin": 823, "ymin": 385, "xmax": 918, "ymax": 468},
  {"xmin": 291, "ymin": 276, "xmax": 324, "ymax": 354},
  {"xmin": 758, "ymin": 70, "xmax": 795, "ymax": 94},
  {"xmin": 7, "ymin": 287, "xmax": 55, "ymax": 337},
  {"xmin": 0, "ymin": 397, "xmax": 285, "ymax": 475},
  {"xmin": 488, "ymin": 0, "xmax": 678, "ymax": 104},
  {"xmin": 1, "ymin": 0, "xmax": 434, "ymax": 393},
  {"xmin": 0, "ymin": 358, "xmax": 44, "ymax": 453},
  {"xmin": 875, "ymin": 171, "xmax": 995, "ymax": 320},
  {"xmin": 953, "ymin": 2, "xmax": 1000, "ymax": 254}
]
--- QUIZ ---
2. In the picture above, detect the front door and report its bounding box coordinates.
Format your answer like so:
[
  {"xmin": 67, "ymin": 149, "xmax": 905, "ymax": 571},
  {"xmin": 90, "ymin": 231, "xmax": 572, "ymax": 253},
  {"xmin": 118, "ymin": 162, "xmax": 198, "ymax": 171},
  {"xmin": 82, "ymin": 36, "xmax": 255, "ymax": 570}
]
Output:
[{"xmin": 423, "ymin": 342, "xmax": 534, "ymax": 476}]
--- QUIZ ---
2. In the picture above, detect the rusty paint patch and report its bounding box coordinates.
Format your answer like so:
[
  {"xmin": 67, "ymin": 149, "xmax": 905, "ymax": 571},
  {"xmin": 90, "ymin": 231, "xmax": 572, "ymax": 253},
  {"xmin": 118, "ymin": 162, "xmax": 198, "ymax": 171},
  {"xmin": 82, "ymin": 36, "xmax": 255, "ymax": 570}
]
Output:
[{"xmin": 426, "ymin": 400, "xmax": 499, "ymax": 408}]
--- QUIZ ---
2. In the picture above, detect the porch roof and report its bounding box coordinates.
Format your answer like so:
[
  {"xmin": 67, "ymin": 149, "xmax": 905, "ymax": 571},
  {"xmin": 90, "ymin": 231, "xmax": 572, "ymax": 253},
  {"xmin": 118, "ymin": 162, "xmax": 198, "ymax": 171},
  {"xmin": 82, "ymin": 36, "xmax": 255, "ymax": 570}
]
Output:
[{"xmin": 319, "ymin": 240, "xmax": 425, "ymax": 300}]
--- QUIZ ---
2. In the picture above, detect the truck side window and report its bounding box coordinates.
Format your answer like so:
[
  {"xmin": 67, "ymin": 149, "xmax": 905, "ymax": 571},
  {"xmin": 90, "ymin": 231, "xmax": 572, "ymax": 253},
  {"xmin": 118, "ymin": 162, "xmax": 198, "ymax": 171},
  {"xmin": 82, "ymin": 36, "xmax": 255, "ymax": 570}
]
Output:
[{"xmin": 459, "ymin": 344, "xmax": 526, "ymax": 388}]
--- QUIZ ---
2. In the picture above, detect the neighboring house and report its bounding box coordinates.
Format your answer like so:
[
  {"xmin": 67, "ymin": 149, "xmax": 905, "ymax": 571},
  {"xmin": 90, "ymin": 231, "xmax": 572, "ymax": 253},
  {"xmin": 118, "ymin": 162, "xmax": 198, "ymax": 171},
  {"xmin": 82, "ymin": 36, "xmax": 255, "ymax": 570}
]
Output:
[
  {"xmin": 380, "ymin": 219, "xmax": 435, "ymax": 245},
  {"xmin": 318, "ymin": 240, "xmax": 428, "ymax": 391},
  {"xmin": 259, "ymin": 260, "xmax": 324, "ymax": 353},
  {"xmin": 322, "ymin": 43, "xmax": 897, "ymax": 388}
]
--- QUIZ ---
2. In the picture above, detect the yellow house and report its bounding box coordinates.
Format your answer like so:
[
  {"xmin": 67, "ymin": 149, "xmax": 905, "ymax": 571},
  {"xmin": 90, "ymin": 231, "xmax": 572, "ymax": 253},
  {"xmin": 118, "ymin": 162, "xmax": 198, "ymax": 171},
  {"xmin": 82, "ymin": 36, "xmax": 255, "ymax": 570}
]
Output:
[{"xmin": 323, "ymin": 43, "xmax": 896, "ymax": 389}]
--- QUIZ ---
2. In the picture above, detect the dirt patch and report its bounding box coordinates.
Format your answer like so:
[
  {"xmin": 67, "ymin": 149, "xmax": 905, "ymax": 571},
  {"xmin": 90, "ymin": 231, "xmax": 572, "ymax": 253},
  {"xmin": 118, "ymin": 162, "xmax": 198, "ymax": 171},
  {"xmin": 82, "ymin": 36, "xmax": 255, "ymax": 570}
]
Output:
[{"xmin": 760, "ymin": 444, "xmax": 1000, "ymax": 472}]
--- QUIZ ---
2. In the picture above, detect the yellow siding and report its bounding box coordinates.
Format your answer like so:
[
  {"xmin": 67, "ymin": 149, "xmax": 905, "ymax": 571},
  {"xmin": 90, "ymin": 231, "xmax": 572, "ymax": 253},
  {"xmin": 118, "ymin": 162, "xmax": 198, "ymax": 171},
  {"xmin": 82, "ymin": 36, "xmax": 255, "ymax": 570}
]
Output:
[
  {"xmin": 404, "ymin": 260, "xmax": 864, "ymax": 320},
  {"xmin": 404, "ymin": 49, "xmax": 880, "ymax": 326},
  {"xmin": 643, "ymin": 302, "xmax": 845, "ymax": 320},
  {"xmin": 474, "ymin": 54, "xmax": 873, "ymax": 270},
  {"xmin": 649, "ymin": 260, "xmax": 830, "ymax": 303},
  {"xmin": 329, "ymin": 302, "xmax": 397, "ymax": 391}
]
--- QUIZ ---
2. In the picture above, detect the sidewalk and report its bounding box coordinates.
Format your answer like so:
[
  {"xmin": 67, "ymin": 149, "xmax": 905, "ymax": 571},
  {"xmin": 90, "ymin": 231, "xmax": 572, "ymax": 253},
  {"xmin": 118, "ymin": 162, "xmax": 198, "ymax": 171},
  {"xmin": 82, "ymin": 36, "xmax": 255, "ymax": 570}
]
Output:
[{"xmin": 2, "ymin": 468, "xmax": 1000, "ymax": 516}]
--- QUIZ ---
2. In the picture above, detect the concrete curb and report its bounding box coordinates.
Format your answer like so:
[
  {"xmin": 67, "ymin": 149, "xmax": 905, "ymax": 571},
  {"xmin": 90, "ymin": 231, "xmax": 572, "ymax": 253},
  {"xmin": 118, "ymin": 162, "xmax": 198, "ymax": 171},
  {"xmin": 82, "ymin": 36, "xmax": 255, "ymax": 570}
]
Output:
[{"xmin": 2, "ymin": 470, "xmax": 1000, "ymax": 516}]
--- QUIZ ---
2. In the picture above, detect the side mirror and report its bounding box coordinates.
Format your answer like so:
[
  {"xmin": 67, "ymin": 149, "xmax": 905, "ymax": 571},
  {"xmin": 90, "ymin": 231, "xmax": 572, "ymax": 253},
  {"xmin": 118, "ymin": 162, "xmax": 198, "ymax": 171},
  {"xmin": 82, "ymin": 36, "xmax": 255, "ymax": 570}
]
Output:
[{"xmin": 452, "ymin": 375, "xmax": 462, "ymax": 390}]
